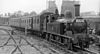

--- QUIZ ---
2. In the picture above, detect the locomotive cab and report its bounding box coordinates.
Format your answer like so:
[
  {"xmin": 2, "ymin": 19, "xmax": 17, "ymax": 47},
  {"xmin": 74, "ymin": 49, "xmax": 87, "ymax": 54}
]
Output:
[{"xmin": 56, "ymin": 18, "xmax": 73, "ymax": 35}]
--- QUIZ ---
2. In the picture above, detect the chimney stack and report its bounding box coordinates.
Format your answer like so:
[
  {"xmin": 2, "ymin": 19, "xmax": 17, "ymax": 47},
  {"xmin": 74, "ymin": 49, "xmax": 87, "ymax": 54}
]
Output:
[
  {"xmin": 74, "ymin": 1, "xmax": 80, "ymax": 17},
  {"xmin": 61, "ymin": 0, "xmax": 80, "ymax": 18},
  {"xmin": 47, "ymin": 0, "xmax": 58, "ymax": 13}
]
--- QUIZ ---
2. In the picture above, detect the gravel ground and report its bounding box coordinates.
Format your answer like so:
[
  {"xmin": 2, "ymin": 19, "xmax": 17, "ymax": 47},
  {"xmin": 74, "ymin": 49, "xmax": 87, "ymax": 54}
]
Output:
[
  {"xmin": 0, "ymin": 26, "xmax": 100, "ymax": 54},
  {"xmin": 0, "ymin": 26, "xmax": 65, "ymax": 54}
]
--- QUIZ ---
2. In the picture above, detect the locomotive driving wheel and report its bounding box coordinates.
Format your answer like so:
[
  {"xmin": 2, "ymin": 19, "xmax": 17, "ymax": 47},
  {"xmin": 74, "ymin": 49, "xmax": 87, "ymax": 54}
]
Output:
[
  {"xmin": 49, "ymin": 34, "xmax": 52, "ymax": 41},
  {"xmin": 46, "ymin": 33, "xmax": 49, "ymax": 41},
  {"xmin": 56, "ymin": 36, "xmax": 60, "ymax": 42},
  {"xmin": 67, "ymin": 39, "xmax": 73, "ymax": 50},
  {"xmin": 79, "ymin": 40, "xmax": 84, "ymax": 49}
]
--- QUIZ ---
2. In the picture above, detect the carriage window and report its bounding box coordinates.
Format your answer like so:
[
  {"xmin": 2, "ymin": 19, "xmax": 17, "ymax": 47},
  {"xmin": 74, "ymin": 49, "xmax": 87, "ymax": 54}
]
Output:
[
  {"xmin": 29, "ymin": 19, "xmax": 30, "ymax": 23},
  {"xmin": 33, "ymin": 18, "xmax": 36, "ymax": 23},
  {"xmin": 22, "ymin": 20, "xmax": 24, "ymax": 23},
  {"xmin": 24, "ymin": 20, "xmax": 25, "ymax": 23},
  {"xmin": 33, "ymin": 19, "xmax": 35, "ymax": 23},
  {"xmin": 28, "ymin": 19, "xmax": 29, "ymax": 22},
  {"xmin": 35, "ymin": 18, "xmax": 36, "ymax": 23},
  {"xmin": 26, "ymin": 19, "xmax": 28, "ymax": 23},
  {"xmin": 23, "ymin": 20, "xmax": 25, "ymax": 23},
  {"xmin": 30, "ymin": 19, "xmax": 32, "ymax": 23},
  {"xmin": 26, "ymin": 20, "xmax": 27, "ymax": 23},
  {"xmin": 27, "ymin": 19, "xmax": 28, "ymax": 23},
  {"xmin": 37, "ymin": 18, "xmax": 39, "ymax": 24},
  {"xmin": 45, "ymin": 16, "xmax": 49, "ymax": 23},
  {"xmin": 30, "ymin": 19, "xmax": 31, "ymax": 24}
]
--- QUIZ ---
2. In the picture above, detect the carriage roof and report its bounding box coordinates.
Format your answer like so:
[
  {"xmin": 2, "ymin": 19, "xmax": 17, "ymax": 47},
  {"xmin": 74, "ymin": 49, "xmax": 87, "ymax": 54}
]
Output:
[{"xmin": 56, "ymin": 18, "xmax": 74, "ymax": 23}]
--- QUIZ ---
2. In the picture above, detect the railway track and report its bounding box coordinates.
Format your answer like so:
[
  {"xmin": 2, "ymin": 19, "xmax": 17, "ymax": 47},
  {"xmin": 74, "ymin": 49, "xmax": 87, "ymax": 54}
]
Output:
[
  {"xmin": 13, "ymin": 28, "xmax": 98, "ymax": 54},
  {"xmin": 13, "ymin": 30, "xmax": 71, "ymax": 54},
  {"xmin": 0, "ymin": 29, "xmax": 45, "ymax": 54},
  {"xmin": 44, "ymin": 39, "xmax": 97, "ymax": 54},
  {"xmin": 14, "ymin": 30, "xmax": 61, "ymax": 54},
  {"xmin": 73, "ymin": 46, "xmax": 97, "ymax": 54},
  {"xmin": 0, "ymin": 28, "xmax": 61, "ymax": 54}
]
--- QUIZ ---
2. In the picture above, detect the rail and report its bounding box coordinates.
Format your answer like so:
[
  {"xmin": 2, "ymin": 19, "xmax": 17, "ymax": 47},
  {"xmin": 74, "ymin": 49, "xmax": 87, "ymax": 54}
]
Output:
[
  {"xmin": 14, "ymin": 30, "xmax": 61, "ymax": 54},
  {"xmin": 1, "ymin": 26, "xmax": 98, "ymax": 54},
  {"xmin": 0, "ymin": 28, "xmax": 44, "ymax": 54}
]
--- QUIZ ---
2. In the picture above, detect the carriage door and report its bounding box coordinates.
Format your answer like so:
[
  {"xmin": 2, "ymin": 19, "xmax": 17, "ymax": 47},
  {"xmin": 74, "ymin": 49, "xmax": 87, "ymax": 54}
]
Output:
[{"xmin": 43, "ymin": 16, "xmax": 49, "ymax": 31}]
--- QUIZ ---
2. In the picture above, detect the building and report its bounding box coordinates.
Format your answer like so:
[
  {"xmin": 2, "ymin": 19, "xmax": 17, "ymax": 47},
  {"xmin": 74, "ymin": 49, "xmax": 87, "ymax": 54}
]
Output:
[
  {"xmin": 61, "ymin": 0, "xmax": 80, "ymax": 18},
  {"xmin": 47, "ymin": 0, "xmax": 58, "ymax": 14},
  {"xmin": 41, "ymin": 0, "xmax": 80, "ymax": 18},
  {"xmin": 0, "ymin": 17, "xmax": 9, "ymax": 25},
  {"xmin": 83, "ymin": 16, "xmax": 100, "ymax": 32}
]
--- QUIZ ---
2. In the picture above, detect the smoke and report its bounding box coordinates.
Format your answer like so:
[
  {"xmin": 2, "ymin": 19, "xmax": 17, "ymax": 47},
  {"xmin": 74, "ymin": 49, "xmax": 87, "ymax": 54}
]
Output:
[{"xmin": 55, "ymin": 0, "xmax": 62, "ymax": 14}]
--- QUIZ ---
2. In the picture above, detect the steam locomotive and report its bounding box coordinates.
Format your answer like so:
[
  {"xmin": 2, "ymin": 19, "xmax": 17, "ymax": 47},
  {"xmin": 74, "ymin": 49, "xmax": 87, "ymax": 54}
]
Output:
[
  {"xmin": 41, "ymin": 13, "xmax": 90, "ymax": 49},
  {"xmin": 9, "ymin": 12, "xmax": 92, "ymax": 50}
]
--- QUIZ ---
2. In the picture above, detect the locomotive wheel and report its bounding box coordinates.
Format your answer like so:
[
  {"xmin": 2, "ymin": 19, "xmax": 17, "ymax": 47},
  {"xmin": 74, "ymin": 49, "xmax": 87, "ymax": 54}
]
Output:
[
  {"xmin": 79, "ymin": 41, "xmax": 84, "ymax": 49},
  {"xmin": 46, "ymin": 33, "xmax": 49, "ymax": 41},
  {"xmin": 39, "ymin": 33, "xmax": 42, "ymax": 36},
  {"xmin": 57, "ymin": 36, "xmax": 60, "ymax": 42},
  {"xmin": 49, "ymin": 34, "xmax": 53, "ymax": 42},
  {"xmin": 42, "ymin": 33, "xmax": 45, "ymax": 39},
  {"xmin": 49, "ymin": 34, "xmax": 51, "ymax": 41},
  {"xmin": 67, "ymin": 42, "xmax": 73, "ymax": 50},
  {"xmin": 66, "ymin": 31, "xmax": 72, "ymax": 36},
  {"xmin": 59, "ymin": 37, "xmax": 62, "ymax": 43},
  {"xmin": 45, "ymin": 34, "xmax": 48, "ymax": 40},
  {"xmin": 85, "ymin": 42, "xmax": 89, "ymax": 48},
  {"xmin": 67, "ymin": 39, "xmax": 73, "ymax": 50},
  {"xmin": 48, "ymin": 34, "xmax": 50, "ymax": 41},
  {"xmin": 39, "ymin": 33, "xmax": 43, "ymax": 38}
]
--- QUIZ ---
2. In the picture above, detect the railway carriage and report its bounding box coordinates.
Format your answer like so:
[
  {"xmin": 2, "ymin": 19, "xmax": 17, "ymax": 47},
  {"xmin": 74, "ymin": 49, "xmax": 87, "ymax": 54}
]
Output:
[
  {"xmin": 32, "ymin": 15, "xmax": 40, "ymax": 31},
  {"xmin": 9, "ymin": 18, "xmax": 20, "ymax": 27},
  {"xmin": 20, "ymin": 17, "xmax": 32, "ymax": 29}
]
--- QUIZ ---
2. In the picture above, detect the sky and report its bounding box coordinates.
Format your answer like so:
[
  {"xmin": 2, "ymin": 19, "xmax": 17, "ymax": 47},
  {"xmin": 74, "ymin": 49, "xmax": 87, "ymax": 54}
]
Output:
[{"xmin": 0, "ymin": 0, "xmax": 99, "ymax": 14}]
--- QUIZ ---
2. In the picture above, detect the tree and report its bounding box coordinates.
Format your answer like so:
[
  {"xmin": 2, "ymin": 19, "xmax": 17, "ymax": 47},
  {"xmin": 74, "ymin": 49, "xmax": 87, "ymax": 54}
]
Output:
[
  {"xmin": 10, "ymin": 14, "xmax": 16, "ymax": 18},
  {"xmin": 9, "ymin": 11, "xmax": 23, "ymax": 18},
  {"xmin": 8, "ymin": 13, "xmax": 11, "ymax": 16},
  {"xmin": 30, "ymin": 11, "xmax": 37, "ymax": 16},
  {"xmin": 98, "ymin": 12, "xmax": 100, "ymax": 16},
  {"xmin": 24, "ymin": 12, "xmax": 29, "ymax": 16},
  {"xmin": 14, "ymin": 10, "xmax": 24, "ymax": 17},
  {"xmin": 5, "ymin": 13, "xmax": 7, "ymax": 16}
]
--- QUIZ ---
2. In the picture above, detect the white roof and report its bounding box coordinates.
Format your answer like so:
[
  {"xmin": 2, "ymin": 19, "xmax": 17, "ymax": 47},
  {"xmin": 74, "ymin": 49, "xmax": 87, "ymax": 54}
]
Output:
[
  {"xmin": 82, "ymin": 16, "xmax": 100, "ymax": 18},
  {"xmin": 56, "ymin": 18, "xmax": 73, "ymax": 23}
]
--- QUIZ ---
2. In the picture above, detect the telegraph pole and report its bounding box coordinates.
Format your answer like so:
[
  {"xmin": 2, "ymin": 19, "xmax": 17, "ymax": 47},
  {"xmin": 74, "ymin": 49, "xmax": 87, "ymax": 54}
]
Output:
[
  {"xmin": 25, "ymin": 20, "xmax": 27, "ymax": 36},
  {"xmin": 98, "ymin": 1, "xmax": 100, "ymax": 16}
]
